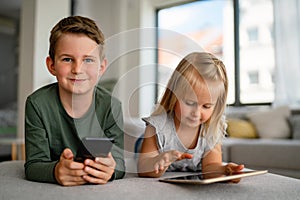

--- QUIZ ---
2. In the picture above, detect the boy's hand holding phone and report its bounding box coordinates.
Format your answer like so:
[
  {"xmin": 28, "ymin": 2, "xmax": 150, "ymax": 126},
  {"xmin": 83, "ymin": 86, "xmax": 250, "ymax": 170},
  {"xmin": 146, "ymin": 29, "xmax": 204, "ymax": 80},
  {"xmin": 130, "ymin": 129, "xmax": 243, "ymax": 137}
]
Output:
[
  {"xmin": 74, "ymin": 137, "xmax": 114, "ymax": 162},
  {"xmin": 82, "ymin": 152, "xmax": 116, "ymax": 184},
  {"xmin": 54, "ymin": 148, "xmax": 88, "ymax": 186},
  {"xmin": 55, "ymin": 137, "xmax": 116, "ymax": 185},
  {"xmin": 74, "ymin": 137, "xmax": 116, "ymax": 184}
]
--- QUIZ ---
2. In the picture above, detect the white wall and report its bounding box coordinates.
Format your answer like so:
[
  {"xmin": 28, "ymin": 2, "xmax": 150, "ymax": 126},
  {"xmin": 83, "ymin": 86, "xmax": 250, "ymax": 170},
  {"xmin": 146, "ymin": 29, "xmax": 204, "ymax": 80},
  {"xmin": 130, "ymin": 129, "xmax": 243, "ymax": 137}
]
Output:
[
  {"xmin": 74, "ymin": 0, "xmax": 191, "ymax": 119},
  {"xmin": 17, "ymin": 0, "xmax": 192, "ymax": 142},
  {"xmin": 75, "ymin": 0, "xmax": 146, "ymax": 119},
  {"xmin": 14, "ymin": 0, "xmax": 203, "ymax": 159},
  {"xmin": 17, "ymin": 0, "xmax": 71, "ymax": 143}
]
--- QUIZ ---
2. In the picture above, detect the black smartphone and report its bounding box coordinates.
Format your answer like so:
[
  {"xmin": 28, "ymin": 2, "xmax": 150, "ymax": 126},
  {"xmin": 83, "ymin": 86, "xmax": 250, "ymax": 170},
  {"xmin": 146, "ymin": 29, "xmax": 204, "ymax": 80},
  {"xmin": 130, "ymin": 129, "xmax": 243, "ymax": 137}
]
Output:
[{"xmin": 74, "ymin": 137, "xmax": 114, "ymax": 163}]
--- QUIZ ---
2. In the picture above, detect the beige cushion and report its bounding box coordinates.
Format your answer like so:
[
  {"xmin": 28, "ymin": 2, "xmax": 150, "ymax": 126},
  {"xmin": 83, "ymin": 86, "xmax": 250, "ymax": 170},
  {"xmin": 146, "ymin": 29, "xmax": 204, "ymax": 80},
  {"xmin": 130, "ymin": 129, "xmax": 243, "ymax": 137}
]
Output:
[
  {"xmin": 246, "ymin": 106, "xmax": 291, "ymax": 139},
  {"xmin": 226, "ymin": 119, "xmax": 257, "ymax": 138}
]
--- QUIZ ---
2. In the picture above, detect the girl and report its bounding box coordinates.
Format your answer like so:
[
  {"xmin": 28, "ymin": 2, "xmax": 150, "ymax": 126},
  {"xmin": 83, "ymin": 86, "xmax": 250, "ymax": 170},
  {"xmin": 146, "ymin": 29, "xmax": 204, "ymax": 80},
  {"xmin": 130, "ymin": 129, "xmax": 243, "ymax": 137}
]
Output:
[{"xmin": 137, "ymin": 52, "xmax": 244, "ymax": 180}]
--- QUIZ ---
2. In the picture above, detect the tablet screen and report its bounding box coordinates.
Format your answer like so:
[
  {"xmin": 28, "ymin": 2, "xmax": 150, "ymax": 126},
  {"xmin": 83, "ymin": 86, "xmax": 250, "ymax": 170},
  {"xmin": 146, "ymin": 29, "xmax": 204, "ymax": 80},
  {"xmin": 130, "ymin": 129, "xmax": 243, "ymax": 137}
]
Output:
[{"xmin": 159, "ymin": 170, "xmax": 268, "ymax": 184}]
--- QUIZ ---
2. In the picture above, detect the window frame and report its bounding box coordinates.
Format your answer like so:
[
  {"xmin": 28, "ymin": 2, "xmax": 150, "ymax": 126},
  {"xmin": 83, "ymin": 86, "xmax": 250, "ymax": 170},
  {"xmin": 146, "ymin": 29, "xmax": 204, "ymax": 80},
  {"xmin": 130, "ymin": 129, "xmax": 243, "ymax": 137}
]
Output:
[{"xmin": 155, "ymin": 0, "xmax": 272, "ymax": 106}]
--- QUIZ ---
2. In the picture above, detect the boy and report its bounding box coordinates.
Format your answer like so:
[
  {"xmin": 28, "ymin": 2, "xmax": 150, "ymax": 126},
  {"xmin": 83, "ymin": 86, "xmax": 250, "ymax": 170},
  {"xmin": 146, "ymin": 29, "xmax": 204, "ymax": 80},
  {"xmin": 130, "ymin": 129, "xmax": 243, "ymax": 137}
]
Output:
[{"xmin": 24, "ymin": 16, "xmax": 125, "ymax": 186}]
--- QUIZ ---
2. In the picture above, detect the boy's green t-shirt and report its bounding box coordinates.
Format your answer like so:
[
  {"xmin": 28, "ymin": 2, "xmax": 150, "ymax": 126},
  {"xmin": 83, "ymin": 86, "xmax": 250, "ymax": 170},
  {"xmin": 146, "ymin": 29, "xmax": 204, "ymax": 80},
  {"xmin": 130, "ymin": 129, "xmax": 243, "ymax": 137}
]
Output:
[{"xmin": 24, "ymin": 83, "xmax": 125, "ymax": 183}]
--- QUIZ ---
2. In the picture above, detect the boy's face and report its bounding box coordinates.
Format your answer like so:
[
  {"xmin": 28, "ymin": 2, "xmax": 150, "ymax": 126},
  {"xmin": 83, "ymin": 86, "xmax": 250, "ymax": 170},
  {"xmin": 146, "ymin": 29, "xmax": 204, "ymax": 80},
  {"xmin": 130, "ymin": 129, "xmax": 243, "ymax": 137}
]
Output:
[{"xmin": 47, "ymin": 33, "xmax": 105, "ymax": 96}]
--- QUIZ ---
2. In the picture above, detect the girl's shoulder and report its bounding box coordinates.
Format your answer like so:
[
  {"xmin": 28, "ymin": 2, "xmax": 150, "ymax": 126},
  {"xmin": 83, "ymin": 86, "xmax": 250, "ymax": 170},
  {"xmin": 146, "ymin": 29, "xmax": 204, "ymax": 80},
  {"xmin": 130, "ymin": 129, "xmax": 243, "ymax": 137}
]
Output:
[{"xmin": 142, "ymin": 113, "xmax": 173, "ymax": 132}]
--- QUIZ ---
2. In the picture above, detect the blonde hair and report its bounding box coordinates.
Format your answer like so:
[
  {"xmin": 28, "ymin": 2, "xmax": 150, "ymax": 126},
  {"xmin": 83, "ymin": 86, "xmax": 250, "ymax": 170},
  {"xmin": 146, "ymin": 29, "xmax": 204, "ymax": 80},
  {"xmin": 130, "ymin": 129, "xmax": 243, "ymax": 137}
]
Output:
[{"xmin": 153, "ymin": 52, "xmax": 228, "ymax": 146}]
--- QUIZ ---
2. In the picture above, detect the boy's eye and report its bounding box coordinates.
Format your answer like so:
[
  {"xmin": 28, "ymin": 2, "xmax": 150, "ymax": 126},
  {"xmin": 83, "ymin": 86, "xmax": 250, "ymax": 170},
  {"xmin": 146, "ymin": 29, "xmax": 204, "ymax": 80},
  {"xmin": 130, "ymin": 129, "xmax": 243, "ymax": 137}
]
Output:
[
  {"xmin": 84, "ymin": 58, "xmax": 94, "ymax": 63},
  {"xmin": 62, "ymin": 58, "xmax": 72, "ymax": 62}
]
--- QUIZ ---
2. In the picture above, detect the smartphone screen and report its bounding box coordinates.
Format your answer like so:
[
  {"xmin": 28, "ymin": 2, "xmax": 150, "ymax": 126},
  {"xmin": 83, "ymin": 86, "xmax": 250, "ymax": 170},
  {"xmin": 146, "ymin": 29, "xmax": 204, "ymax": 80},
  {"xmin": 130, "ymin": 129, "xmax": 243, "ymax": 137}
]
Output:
[{"xmin": 75, "ymin": 137, "xmax": 113, "ymax": 162}]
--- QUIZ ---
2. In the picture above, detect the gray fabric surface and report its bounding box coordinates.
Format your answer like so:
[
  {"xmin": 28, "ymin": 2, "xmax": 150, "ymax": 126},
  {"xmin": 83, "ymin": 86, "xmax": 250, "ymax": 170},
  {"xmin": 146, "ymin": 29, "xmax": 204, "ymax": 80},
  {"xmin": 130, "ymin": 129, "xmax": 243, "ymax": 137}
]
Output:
[
  {"xmin": 222, "ymin": 138, "xmax": 300, "ymax": 179},
  {"xmin": 1, "ymin": 161, "xmax": 300, "ymax": 200},
  {"xmin": 289, "ymin": 115, "xmax": 300, "ymax": 139},
  {"xmin": 230, "ymin": 141, "xmax": 300, "ymax": 169}
]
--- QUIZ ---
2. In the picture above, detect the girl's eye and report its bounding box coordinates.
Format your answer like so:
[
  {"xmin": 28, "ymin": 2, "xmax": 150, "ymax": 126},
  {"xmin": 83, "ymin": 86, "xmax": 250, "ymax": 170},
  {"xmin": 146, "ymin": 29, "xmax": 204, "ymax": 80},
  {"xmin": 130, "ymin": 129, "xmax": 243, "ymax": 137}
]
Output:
[
  {"xmin": 203, "ymin": 104, "xmax": 214, "ymax": 110},
  {"xmin": 203, "ymin": 105, "xmax": 212, "ymax": 109},
  {"xmin": 185, "ymin": 100, "xmax": 197, "ymax": 106}
]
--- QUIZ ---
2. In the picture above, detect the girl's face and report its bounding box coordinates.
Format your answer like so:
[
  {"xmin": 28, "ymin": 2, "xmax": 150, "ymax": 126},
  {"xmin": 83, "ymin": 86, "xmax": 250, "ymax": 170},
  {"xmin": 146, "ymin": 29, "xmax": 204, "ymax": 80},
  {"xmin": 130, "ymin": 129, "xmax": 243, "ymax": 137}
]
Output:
[
  {"xmin": 174, "ymin": 84, "xmax": 216, "ymax": 129},
  {"xmin": 46, "ymin": 33, "xmax": 106, "ymax": 96}
]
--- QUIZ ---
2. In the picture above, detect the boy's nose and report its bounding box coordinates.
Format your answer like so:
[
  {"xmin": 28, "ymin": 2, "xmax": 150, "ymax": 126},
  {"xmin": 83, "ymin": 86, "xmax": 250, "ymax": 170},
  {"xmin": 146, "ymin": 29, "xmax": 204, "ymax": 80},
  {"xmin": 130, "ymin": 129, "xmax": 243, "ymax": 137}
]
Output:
[{"xmin": 71, "ymin": 61, "xmax": 83, "ymax": 74}]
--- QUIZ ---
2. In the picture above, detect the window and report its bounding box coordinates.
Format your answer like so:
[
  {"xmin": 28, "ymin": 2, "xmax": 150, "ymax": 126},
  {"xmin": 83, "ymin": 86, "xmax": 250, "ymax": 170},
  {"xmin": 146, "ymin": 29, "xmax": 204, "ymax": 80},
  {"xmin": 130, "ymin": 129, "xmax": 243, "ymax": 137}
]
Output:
[
  {"xmin": 247, "ymin": 27, "xmax": 258, "ymax": 42},
  {"xmin": 248, "ymin": 70, "xmax": 259, "ymax": 84},
  {"xmin": 156, "ymin": 0, "xmax": 275, "ymax": 105}
]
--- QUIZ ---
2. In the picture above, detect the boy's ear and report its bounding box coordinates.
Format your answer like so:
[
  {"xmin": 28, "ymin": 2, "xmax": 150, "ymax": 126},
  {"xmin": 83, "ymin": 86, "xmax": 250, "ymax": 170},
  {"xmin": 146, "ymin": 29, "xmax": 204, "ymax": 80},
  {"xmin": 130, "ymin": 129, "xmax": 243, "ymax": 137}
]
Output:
[
  {"xmin": 99, "ymin": 58, "xmax": 107, "ymax": 75},
  {"xmin": 46, "ymin": 56, "xmax": 56, "ymax": 76}
]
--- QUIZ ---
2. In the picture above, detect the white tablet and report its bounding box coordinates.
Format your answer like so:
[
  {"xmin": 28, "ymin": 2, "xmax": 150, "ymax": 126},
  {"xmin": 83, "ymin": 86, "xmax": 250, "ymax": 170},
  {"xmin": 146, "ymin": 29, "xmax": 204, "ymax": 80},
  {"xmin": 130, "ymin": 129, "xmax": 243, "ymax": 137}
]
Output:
[{"xmin": 159, "ymin": 170, "xmax": 268, "ymax": 184}]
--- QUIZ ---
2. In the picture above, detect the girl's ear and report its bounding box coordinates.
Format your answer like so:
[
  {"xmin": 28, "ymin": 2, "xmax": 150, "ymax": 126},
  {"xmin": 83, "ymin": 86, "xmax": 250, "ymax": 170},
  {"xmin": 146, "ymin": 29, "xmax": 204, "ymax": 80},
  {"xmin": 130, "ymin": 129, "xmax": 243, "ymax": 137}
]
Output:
[
  {"xmin": 46, "ymin": 56, "xmax": 56, "ymax": 76},
  {"xmin": 99, "ymin": 58, "xmax": 107, "ymax": 75}
]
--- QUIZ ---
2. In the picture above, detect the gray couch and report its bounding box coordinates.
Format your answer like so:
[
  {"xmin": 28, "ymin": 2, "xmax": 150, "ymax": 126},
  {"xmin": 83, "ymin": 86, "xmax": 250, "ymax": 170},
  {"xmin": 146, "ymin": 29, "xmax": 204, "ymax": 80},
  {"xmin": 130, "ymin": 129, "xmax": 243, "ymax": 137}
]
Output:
[
  {"xmin": 222, "ymin": 106, "xmax": 300, "ymax": 179},
  {"xmin": 124, "ymin": 106, "xmax": 300, "ymax": 179},
  {"xmin": 2, "ymin": 160, "xmax": 300, "ymax": 200},
  {"xmin": 222, "ymin": 137, "xmax": 300, "ymax": 179}
]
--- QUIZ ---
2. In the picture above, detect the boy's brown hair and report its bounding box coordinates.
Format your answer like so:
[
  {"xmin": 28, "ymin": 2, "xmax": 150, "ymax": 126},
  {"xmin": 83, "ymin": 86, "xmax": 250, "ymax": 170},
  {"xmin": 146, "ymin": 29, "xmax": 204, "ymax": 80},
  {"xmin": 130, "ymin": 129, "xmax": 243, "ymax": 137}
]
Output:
[{"xmin": 48, "ymin": 15, "xmax": 105, "ymax": 61}]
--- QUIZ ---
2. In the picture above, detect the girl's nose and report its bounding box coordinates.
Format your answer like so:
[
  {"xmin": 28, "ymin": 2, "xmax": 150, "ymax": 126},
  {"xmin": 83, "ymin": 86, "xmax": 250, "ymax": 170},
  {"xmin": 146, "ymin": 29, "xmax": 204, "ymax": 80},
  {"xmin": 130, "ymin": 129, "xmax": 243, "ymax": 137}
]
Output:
[{"xmin": 192, "ymin": 107, "xmax": 201, "ymax": 117}]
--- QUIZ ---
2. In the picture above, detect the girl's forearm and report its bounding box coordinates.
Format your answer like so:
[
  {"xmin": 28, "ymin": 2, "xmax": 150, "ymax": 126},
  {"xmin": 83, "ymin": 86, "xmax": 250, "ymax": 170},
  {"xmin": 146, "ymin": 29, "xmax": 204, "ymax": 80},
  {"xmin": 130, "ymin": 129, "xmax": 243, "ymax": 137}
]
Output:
[
  {"xmin": 137, "ymin": 157, "xmax": 167, "ymax": 178},
  {"xmin": 202, "ymin": 163, "xmax": 225, "ymax": 174}
]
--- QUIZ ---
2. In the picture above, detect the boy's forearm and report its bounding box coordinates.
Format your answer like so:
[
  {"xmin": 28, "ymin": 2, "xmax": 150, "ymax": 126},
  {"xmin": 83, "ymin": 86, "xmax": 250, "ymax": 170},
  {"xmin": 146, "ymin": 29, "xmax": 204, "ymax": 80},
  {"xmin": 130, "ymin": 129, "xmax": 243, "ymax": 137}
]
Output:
[
  {"xmin": 25, "ymin": 161, "xmax": 58, "ymax": 183},
  {"xmin": 113, "ymin": 157, "xmax": 125, "ymax": 179},
  {"xmin": 110, "ymin": 142, "xmax": 125, "ymax": 179}
]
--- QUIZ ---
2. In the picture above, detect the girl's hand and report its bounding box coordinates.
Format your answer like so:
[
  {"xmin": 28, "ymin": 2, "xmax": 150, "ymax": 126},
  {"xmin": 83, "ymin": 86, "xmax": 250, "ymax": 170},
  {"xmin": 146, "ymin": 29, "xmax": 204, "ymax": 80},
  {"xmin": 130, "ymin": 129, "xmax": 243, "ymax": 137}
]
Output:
[
  {"xmin": 224, "ymin": 162, "xmax": 245, "ymax": 183},
  {"xmin": 153, "ymin": 150, "xmax": 193, "ymax": 174},
  {"xmin": 82, "ymin": 152, "xmax": 116, "ymax": 184}
]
